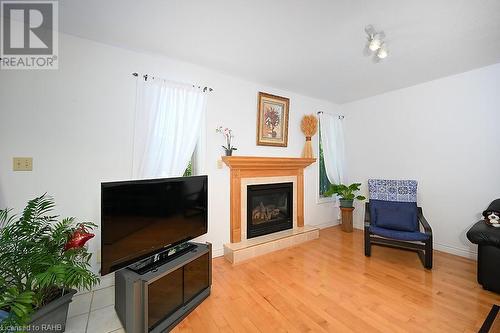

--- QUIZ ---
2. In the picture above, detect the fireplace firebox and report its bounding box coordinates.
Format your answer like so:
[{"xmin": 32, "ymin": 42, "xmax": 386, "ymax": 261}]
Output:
[{"xmin": 247, "ymin": 182, "xmax": 293, "ymax": 239}]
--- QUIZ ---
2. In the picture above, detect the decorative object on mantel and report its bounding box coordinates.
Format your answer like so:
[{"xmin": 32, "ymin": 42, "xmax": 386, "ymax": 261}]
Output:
[
  {"xmin": 325, "ymin": 183, "xmax": 366, "ymax": 232},
  {"xmin": 216, "ymin": 126, "xmax": 237, "ymax": 156},
  {"xmin": 256, "ymin": 92, "xmax": 289, "ymax": 147},
  {"xmin": 300, "ymin": 114, "xmax": 318, "ymax": 158}
]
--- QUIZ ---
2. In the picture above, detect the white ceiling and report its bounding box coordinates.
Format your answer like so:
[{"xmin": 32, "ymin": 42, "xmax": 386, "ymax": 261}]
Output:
[{"xmin": 58, "ymin": 0, "xmax": 500, "ymax": 103}]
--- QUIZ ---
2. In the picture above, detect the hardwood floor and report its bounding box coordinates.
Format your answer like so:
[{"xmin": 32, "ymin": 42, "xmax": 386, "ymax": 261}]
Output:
[{"xmin": 173, "ymin": 226, "xmax": 500, "ymax": 332}]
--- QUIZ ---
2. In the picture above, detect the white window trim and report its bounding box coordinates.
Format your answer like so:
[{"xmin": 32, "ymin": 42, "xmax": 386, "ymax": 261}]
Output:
[{"xmin": 317, "ymin": 193, "xmax": 334, "ymax": 204}]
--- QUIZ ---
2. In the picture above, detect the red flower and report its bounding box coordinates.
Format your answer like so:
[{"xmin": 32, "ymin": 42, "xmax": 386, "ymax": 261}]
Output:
[{"xmin": 64, "ymin": 225, "xmax": 94, "ymax": 251}]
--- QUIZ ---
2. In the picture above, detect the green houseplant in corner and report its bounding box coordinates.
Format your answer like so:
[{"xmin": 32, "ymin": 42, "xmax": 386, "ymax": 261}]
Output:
[
  {"xmin": 0, "ymin": 194, "xmax": 99, "ymax": 333},
  {"xmin": 324, "ymin": 183, "xmax": 366, "ymax": 208}
]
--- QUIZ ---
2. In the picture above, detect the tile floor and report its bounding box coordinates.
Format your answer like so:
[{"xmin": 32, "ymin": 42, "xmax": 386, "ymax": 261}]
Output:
[{"xmin": 66, "ymin": 286, "xmax": 123, "ymax": 333}]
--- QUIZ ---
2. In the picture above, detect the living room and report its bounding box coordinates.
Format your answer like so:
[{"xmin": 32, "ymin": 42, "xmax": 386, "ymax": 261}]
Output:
[{"xmin": 1, "ymin": 1, "xmax": 500, "ymax": 332}]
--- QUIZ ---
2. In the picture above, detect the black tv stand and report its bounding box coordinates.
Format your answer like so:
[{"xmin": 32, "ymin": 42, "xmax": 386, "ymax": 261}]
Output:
[
  {"xmin": 128, "ymin": 242, "xmax": 198, "ymax": 275},
  {"xmin": 115, "ymin": 242, "xmax": 211, "ymax": 333}
]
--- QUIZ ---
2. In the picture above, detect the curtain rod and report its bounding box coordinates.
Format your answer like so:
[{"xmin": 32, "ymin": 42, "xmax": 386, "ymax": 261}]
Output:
[
  {"xmin": 317, "ymin": 111, "xmax": 344, "ymax": 119},
  {"xmin": 131, "ymin": 72, "xmax": 214, "ymax": 93}
]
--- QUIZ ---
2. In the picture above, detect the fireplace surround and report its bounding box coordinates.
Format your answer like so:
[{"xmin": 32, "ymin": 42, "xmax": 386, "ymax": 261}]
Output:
[
  {"xmin": 222, "ymin": 156, "xmax": 319, "ymax": 264},
  {"xmin": 247, "ymin": 182, "xmax": 293, "ymax": 239},
  {"xmin": 222, "ymin": 156, "xmax": 316, "ymax": 243}
]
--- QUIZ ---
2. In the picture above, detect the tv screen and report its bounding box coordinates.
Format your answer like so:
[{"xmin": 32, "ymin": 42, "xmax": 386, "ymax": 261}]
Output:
[{"xmin": 101, "ymin": 176, "xmax": 208, "ymax": 275}]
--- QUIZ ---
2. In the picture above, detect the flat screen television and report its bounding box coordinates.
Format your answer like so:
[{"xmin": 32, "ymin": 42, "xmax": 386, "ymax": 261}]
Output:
[{"xmin": 101, "ymin": 175, "xmax": 208, "ymax": 275}]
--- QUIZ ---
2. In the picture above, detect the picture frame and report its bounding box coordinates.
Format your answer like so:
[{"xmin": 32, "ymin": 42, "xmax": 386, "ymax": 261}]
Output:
[{"xmin": 256, "ymin": 92, "xmax": 290, "ymax": 147}]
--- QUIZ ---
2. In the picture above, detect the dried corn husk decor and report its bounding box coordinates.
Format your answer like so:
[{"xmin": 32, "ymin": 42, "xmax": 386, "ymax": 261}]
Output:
[{"xmin": 300, "ymin": 114, "xmax": 318, "ymax": 158}]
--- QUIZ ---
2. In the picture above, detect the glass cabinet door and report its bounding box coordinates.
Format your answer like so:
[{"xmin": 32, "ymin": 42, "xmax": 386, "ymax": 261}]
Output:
[
  {"xmin": 183, "ymin": 253, "xmax": 209, "ymax": 303},
  {"xmin": 147, "ymin": 267, "xmax": 183, "ymax": 330}
]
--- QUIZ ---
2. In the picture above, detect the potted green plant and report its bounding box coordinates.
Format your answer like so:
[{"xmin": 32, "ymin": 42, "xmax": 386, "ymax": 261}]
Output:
[
  {"xmin": 0, "ymin": 194, "xmax": 99, "ymax": 333},
  {"xmin": 324, "ymin": 183, "xmax": 366, "ymax": 208}
]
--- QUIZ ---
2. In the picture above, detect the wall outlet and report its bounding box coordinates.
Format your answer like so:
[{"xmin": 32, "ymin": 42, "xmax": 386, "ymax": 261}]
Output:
[
  {"xmin": 217, "ymin": 159, "xmax": 224, "ymax": 169},
  {"xmin": 13, "ymin": 157, "xmax": 33, "ymax": 171}
]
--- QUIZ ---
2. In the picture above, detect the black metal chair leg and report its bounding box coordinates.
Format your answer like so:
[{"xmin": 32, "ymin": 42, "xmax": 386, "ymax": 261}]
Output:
[
  {"xmin": 424, "ymin": 238, "xmax": 433, "ymax": 269},
  {"xmin": 364, "ymin": 230, "xmax": 371, "ymax": 257}
]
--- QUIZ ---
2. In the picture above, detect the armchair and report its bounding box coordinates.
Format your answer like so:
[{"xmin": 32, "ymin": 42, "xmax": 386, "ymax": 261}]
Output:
[{"xmin": 364, "ymin": 179, "xmax": 433, "ymax": 269}]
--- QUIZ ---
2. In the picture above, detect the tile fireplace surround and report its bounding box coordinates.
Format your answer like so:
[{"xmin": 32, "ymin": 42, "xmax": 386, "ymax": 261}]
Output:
[{"xmin": 222, "ymin": 156, "xmax": 319, "ymax": 264}]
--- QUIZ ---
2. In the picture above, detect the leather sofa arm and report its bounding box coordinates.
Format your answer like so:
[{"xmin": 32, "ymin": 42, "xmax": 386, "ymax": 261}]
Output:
[{"xmin": 467, "ymin": 220, "xmax": 500, "ymax": 247}]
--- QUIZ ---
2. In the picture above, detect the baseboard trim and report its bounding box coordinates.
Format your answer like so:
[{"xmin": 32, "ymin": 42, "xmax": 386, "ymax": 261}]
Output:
[
  {"xmin": 311, "ymin": 220, "xmax": 340, "ymax": 229},
  {"xmin": 212, "ymin": 247, "xmax": 224, "ymax": 258},
  {"xmin": 434, "ymin": 242, "xmax": 477, "ymax": 260}
]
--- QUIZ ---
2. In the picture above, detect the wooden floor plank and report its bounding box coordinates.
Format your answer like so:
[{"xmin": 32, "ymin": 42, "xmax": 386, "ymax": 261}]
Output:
[{"xmin": 172, "ymin": 226, "xmax": 500, "ymax": 332}]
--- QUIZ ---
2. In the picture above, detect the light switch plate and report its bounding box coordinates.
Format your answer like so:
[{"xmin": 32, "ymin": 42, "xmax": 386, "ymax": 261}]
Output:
[
  {"xmin": 217, "ymin": 160, "xmax": 224, "ymax": 169},
  {"xmin": 13, "ymin": 157, "xmax": 33, "ymax": 171}
]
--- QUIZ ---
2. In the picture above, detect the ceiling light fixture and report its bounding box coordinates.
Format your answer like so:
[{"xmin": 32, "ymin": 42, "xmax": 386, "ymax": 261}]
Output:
[
  {"xmin": 364, "ymin": 25, "xmax": 388, "ymax": 61},
  {"xmin": 376, "ymin": 44, "xmax": 388, "ymax": 59},
  {"xmin": 368, "ymin": 38, "xmax": 382, "ymax": 51}
]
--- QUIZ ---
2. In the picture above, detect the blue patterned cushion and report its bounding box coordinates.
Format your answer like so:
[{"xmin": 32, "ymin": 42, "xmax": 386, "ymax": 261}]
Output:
[
  {"xmin": 370, "ymin": 200, "xmax": 418, "ymax": 231},
  {"xmin": 368, "ymin": 179, "xmax": 417, "ymax": 202},
  {"xmin": 369, "ymin": 226, "xmax": 429, "ymax": 241}
]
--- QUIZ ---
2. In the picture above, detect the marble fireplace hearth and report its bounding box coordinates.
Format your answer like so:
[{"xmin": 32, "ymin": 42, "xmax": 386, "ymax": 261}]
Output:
[{"xmin": 222, "ymin": 156, "xmax": 319, "ymax": 264}]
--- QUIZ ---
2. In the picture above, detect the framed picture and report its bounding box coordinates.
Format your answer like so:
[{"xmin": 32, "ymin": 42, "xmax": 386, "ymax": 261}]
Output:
[{"xmin": 256, "ymin": 92, "xmax": 290, "ymax": 147}]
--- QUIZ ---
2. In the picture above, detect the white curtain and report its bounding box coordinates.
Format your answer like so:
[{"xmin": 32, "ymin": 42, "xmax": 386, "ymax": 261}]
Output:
[
  {"xmin": 319, "ymin": 113, "xmax": 345, "ymax": 185},
  {"xmin": 132, "ymin": 78, "xmax": 207, "ymax": 179}
]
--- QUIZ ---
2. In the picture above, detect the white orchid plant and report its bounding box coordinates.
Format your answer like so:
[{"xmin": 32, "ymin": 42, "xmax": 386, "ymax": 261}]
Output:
[{"xmin": 216, "ymin": 126, "xmax": 237, "ymax": 153}]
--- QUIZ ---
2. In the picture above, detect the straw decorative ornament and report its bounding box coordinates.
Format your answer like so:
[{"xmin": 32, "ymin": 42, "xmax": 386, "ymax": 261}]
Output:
[{"xmin": 300, "ymin": 114, "xmax": 318, "ymax": 158}]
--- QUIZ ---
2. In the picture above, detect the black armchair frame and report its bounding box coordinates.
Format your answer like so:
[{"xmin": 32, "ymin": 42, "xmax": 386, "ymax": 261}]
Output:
[{"xmin": 364, "ymin": 202, "xmax": 433, "ymax": 269}]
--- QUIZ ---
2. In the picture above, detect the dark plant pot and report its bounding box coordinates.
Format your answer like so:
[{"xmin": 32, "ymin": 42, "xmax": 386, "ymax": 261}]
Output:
[
  {"xmin": 26, "ymin": 289, "xmax": 76, "ymax": 332},
  {"xmin": 28, "ymin": 289, "xmax": 77, "ymax": 332},
  {"xmin": 225, "ymin": 149, "xmax": 233, "ymax": 156},
  {"xmin": 339, "ymin": 199, "xmax": 354, "ymax": 208}
]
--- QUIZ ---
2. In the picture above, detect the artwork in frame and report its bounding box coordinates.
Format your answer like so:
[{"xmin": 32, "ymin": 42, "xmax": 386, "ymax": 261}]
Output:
[{"xmin": 256, "ymin": 92, "xmax": 290, "ymax": 147}]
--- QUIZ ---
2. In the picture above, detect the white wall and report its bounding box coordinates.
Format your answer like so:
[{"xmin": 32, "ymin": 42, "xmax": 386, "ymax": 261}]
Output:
[
  {"xmin": 0, "ymin": 32, "xmax": 339, "ymax": 273},
  {"xmin": 343, "ymin": 63, "xmax": 500, "ymax": 258}
]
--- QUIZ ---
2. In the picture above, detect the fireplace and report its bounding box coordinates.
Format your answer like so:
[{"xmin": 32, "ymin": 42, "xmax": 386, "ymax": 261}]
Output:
[{"xmin": 246, "ymin": 182, "xmax": 293, "ymax": 239}]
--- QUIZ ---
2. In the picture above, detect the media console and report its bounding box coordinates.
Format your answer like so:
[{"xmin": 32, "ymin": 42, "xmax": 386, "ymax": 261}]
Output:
[{"xmin": 115, "ymin": 242, "xmax": 212, "ymax": 333}]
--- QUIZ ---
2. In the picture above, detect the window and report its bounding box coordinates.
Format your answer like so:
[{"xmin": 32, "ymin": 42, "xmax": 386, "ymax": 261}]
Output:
[
  {"xmin": 132, "ymin": 78, "xmax": 207, "ymax": 179},
  {"xmin": 183, "ymin": 145, "xmax": 198, "ymax": 177},
  {"xmin": 318, "ymin": 127, "xmax": 332, "ymax": 198},
  {"xmin": 183, "ymin": 128, "xmax": 205, "ymax": 177},
  {"xmin": 183, "ymin": 160, "xmax": 193, "ymax": 177}
]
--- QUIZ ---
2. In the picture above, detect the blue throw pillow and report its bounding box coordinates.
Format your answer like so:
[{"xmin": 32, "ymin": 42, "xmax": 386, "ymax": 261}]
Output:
[
  {"xmin": 376, "ymin": 207, "xmax": 416, "ymax": 231},
  {"xmin": 370, "ymin": 200, "xmax": 418, "ymax": 232}
]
